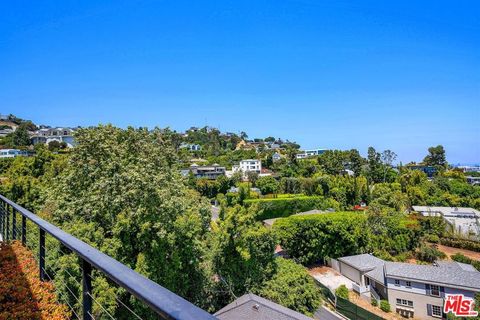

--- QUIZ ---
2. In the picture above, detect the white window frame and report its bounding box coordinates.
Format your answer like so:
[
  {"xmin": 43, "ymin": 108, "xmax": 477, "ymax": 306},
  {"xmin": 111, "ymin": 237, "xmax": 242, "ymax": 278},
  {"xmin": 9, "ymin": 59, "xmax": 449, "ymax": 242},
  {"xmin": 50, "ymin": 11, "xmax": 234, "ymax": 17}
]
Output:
[
  {"xmin": 430, "ymin": 285, "xmax": 440, "ymax": 297},
  {"xmin": 396, "ymin": 299, "xmax": 413, "ymax": 307},
  {"xmin": 406, "ymin": 281, "xmax": 411, "ymax": 288},
  {"xmin": 432, "ymin": 305, "xmax": 442, "ymax": 318},
  {"xmin": 394, "ymin": 279, "xmax": 400, "ymax": 286}
]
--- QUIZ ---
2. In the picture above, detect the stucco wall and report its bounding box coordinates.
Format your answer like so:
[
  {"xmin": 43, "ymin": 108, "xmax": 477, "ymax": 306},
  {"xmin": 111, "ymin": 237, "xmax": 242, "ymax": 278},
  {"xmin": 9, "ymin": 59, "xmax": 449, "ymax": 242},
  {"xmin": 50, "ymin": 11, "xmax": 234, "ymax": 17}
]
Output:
[{"xmin": 339, "ymin": 262, "xmax": 362, "ymax": 285}]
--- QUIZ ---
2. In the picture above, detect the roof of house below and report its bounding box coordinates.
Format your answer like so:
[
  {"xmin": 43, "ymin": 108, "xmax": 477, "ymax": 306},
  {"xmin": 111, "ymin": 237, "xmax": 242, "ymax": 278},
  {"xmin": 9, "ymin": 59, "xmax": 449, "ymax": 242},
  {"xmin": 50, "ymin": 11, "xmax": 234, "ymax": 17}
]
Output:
[
  {"xmin": 385, "ymin": 261, "xmax": 480, "ymax": 290},
  {"xmin": 338, "ymin": 253, "xmax": 385, "ymax": 272},
  {"xmin": 214, "ymin": 293, "xmax": 312, "ymax": 320}
]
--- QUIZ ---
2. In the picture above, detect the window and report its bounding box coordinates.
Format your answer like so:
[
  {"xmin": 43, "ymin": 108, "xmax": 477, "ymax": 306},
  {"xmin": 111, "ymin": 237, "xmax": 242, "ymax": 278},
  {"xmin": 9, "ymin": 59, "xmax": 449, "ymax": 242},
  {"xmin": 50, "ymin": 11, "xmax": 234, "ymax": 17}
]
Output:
[
  {"xmin": 430, "ymin": 285, "xmax": 440, "ymax": 297},
  {"xmin": 396, "ymin": 299, "xmax": 414, "ymax": 307},
  {"xmin": 406, "ymin": 281, "xmax": 411, "ymax": 288},
  {"xmin": 394, "ymin": 279, "xmax": 400, "ymax": 286},
  {"xmin": 432, "ymin": 305, "xmax": 442, "ymax": 317}
]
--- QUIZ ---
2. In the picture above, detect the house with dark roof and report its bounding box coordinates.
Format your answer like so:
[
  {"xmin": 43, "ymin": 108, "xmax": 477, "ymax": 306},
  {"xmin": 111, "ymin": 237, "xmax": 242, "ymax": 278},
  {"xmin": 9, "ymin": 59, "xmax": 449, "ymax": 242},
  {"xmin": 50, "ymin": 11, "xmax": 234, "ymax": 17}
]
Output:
[
  {"xmin": 214, "ymin": 293, "xmax": 313, "ymax": 320},
  {"xmin": 181, "ymin": 163, "xmax": 226, "ymax": 179},
  {"xmin": 335, "ymin": 253, "xmax": 480, "ymax": 319}
]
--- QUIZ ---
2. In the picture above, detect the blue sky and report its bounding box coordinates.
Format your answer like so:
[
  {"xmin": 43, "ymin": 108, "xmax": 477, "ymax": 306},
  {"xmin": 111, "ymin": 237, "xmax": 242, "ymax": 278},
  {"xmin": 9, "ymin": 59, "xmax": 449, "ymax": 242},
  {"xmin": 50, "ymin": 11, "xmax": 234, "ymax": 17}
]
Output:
[{"xmin": 1, "ymin": 1, "xmax": 479, "ymax": 163}]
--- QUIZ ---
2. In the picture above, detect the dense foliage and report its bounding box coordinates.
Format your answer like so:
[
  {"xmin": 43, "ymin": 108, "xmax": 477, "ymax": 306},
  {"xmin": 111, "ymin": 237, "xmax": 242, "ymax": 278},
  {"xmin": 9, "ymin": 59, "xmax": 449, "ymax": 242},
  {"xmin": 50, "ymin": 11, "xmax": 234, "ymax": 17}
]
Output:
[
  {"xmin": 0, "ymin": 125, "xmax": 322, "ymax": 317},
  {"xmin": 274, "ymin": 212, "xmax": 420, "ymax": 265},
  {"xmin": 244, "ymin": 196, "xmax": 340, "ymax": 220},
  {"xmin": 256, "ymin": 258, "xmax": 321, "ymax": 316},
  {"xmin": 439, "ymin": 237, "xmax": 480, "ymax": 252},
  {"xmin": 210, "ymin": 205, "xmax": 277, "ymax": 306},
  {"xmin": 1, "ymin": 121, "xmax": 479, "ymax": 318}
]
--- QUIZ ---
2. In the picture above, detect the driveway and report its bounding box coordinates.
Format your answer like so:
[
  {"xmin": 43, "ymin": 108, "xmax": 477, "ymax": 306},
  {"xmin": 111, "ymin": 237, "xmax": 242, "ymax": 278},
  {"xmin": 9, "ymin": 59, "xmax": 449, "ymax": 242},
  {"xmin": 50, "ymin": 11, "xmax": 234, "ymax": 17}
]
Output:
[{"xmin": 308, "ymin": 266, "xmax": 354, "ymax": 291}]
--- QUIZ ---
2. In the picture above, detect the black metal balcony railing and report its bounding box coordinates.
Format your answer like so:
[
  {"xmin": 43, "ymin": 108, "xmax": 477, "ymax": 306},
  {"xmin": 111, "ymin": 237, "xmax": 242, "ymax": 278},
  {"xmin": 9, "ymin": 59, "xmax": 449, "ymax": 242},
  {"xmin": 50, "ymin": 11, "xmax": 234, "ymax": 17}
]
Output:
[{"xmin": 0, "ymin": 194, "xmax": 216, "ymax": 320}]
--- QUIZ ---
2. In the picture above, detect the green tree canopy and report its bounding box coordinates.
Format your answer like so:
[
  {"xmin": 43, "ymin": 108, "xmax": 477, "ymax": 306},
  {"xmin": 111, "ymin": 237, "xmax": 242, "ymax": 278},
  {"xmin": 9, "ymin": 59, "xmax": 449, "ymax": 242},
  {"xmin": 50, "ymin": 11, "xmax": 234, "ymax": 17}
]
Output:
[
  {"xmin": 256, "ymin": 258, "xmax": 321, "ymax": 316},
  {"xmin": 423, "ymin": 145, "xmax": 447, "ymax": 169},
  {"xmin": 45, "ymin": 125, "xmax": 213, "ymax": 315}
]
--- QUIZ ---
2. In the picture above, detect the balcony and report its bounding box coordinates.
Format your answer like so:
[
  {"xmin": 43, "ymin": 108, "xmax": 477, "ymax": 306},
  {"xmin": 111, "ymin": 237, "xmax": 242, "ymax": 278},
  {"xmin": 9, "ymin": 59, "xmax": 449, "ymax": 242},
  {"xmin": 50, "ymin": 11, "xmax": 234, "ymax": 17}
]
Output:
[
  {"xmin": 352, "ymin": 282, "xmax": 369, "ymax": 294},
  {"xmin": 0, "ymin": 194, "xmax": 216, "ymax": 320}
]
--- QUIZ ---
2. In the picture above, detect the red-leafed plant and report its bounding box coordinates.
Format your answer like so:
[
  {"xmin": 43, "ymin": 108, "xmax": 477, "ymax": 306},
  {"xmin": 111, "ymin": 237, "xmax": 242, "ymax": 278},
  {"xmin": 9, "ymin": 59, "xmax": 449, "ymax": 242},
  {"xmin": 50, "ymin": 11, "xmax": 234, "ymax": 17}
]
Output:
[{"xmin": 0, "ymin": 241, "xmax": 70, "ymax": 320}]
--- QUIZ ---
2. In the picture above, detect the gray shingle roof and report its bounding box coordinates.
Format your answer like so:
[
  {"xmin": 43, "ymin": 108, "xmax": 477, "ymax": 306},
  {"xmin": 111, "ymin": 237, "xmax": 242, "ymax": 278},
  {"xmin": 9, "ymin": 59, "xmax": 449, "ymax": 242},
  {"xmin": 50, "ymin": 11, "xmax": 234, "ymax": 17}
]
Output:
[
  {"xmin": 214, "ymin": 293, "xmax": 312, "ymax": 320},
  {"xmin": 385, "ymin": 261, "xmax": 480, "ymax": 291},
  {"xmin": 365, "ymin": 265, "xmax": 385, "ymax": 284},
  {"xmin": 338, "ymin": 254, "xmax": 385, "ymax": 272}
]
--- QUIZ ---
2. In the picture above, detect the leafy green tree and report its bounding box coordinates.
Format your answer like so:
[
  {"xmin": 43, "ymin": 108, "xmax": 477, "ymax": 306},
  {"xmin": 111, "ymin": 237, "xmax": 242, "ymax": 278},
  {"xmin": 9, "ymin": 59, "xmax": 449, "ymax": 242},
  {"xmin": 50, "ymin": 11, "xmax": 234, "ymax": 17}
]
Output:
[
  {"xmin": 211, "ymin": 205, "xmax": 277, "ymax": 306},
  {"xmin": 415, "ymin": 245, "xmax": 446, "ymax": 263},
  {"xmin": 45, "ymin": 125, "xmax": 213, "ymax": 315},
  {"xmin": 381, "ymin": 150, "xmax": 397, "ymax": 183},
  {"xmin": 11, "ymin": 125, "xmax": 31, "ymax": 147},
  {"xmin": 256, "ymin": 176, "xmax": 279, "ymax": 195},
  {"xmin": 246, "ymin": 171, "xmax": 259, "ymax": 186},
  {"xmin": 367, "ymin": 147, "xmax": 383, "ymax": 183},
  {"xmin": 317, "ymin": 150, "xmax": 348, "ymax": 175},
  {"xmin": 347, "ymin": 149, "xmax": 364, "ymax": 176},
  {"xmin": 256, "ymin": 258, "xmax": 321, "ymax": 316},
  {"xmin": 47, "ymin": 140, "xmax": 68, "ymax": 151},
  {"xmin": 423, "ymin": 145, "xmax": 447, "ymax": 170}
]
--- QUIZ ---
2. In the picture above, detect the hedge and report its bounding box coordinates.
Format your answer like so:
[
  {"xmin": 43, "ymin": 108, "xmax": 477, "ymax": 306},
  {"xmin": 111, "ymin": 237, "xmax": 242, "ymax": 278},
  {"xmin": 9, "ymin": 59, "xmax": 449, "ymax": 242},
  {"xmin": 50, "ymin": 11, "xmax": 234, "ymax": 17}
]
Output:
[
  {"xmin": 440, "ymin": 237, "xmax": 480, "ymax": 252},
  {"xmin": 273, "ymin": 212, "xmax": 419, "ymax": 265},
  {"xmin": 0, "ymin": 241, "xmax": 70, "ymax": 319},
  {"xmin": 244, "ymin": 196, "xmax": 340, "ymax": 220},
  {"xmin": 273, "ymin": 212, "xmax": 369, "ymax": 264}
]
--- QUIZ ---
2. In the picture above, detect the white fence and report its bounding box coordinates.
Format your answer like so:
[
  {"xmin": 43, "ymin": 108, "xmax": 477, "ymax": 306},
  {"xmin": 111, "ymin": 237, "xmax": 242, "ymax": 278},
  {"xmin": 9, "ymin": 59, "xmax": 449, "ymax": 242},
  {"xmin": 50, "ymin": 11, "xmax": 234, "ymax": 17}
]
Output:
[{"xmin": 352, "ymin": 282, "xmax": 369, "ymax": 294}]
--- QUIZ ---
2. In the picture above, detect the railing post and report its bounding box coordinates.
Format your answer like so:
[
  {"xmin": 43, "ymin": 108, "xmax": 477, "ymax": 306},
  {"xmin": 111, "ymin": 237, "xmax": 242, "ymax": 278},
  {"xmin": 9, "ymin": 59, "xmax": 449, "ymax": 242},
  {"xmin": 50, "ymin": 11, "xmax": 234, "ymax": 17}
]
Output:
[
  {"xmin": 0, "ymin": 202, "xmax": 3, "ymax": 239},
  {"xmin": 5, "ymin": 203, "xmax": 9, "ymax": 241},
  {"xmin": 39, "ymin": 228, "xmax": 45, "ymax": 281},
  {"xmin": 21, "ymin": 215, "xmax": 27, "ymax": 246},
  {"xmin": 82, "ymin": 259, "xmax": 93, "ymax": 320},
  {"xmin": 12, "ymin": 206, "xmax": 16, "ymax": 240},
  {"xmin": 1, "ymin": 202, "xmax": 4, "ymax": 239}
]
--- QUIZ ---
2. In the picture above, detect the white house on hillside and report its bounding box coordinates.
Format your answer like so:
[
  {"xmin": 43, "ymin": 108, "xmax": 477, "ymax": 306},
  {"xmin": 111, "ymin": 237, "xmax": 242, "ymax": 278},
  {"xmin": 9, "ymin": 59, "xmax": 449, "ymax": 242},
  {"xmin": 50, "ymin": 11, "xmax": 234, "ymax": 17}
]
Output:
[
  {"xmin": 0, "ymin": 149, "xmax": 29, "ymax": 158},
  {"xmin": 31, "ymin": 127, "xmax": 76, "ymax": 148},
  {"xmin": 233, "ymin": 159, "xmax": 262, "ymax": 174}
]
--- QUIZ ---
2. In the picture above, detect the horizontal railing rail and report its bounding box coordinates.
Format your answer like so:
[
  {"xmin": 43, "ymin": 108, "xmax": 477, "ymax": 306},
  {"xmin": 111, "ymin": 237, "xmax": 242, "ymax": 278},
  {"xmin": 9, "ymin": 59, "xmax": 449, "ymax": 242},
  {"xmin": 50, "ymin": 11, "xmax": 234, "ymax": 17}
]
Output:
[{"xmin": 0, "ymin": 194, "xmax": 216, "ymax": 320}]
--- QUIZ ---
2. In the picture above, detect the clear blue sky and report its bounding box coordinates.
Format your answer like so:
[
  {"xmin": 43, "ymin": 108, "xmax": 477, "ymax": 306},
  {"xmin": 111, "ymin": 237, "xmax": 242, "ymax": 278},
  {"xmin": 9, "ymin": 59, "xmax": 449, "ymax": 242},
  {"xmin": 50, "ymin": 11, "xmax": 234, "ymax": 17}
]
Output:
[{"xmin": 1, "ymin": 1, "xmax": 479, "ymax": 164}]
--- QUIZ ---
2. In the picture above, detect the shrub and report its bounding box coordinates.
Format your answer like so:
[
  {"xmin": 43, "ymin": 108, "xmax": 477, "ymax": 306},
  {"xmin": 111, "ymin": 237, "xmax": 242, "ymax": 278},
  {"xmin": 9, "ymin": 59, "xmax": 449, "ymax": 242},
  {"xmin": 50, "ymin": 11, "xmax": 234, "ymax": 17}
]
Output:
[
  {"xmin": 416, "ymin": 245, "xmax": 446, "ymax": 263},
  {"xmin": 426, "ymin": 234, "xmax": 440, "ymax": 243},
  {"xmin": 256, "ymin": 258, "xmax": 321, "ymax": 316},
  {"xmin": 394, "ymin": 252, "xmax": 411, "ymax": 262},
  {"xmin": 371, "ymin": 298, "xmax": 378, "ymax": 306},
  {"xmin": 0, "ymin": 241, "xmax": 70, "ymax": 319},
  {"xmin": 335, "ymin": 285, "xmax": 349, "ymax": 300},
  {"xmin": 440, "ymin": 237, "xmax": 480, "ymax": 252},
  {"xmin": 380, "ymin": 300, "xmax": 391, "ymax": 312},
  {"xmin": 244, "ymin": 196, "xmax": 340, "ymax": 220}
]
